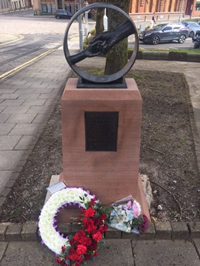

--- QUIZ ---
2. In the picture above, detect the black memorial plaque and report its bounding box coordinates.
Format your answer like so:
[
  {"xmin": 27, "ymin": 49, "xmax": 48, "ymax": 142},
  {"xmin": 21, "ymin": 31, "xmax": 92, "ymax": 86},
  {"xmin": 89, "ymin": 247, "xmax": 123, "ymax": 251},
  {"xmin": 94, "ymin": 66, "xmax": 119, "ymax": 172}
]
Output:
[{"xmin": 85, "ymin": 112, "xmax": 118, "ymax": 151}]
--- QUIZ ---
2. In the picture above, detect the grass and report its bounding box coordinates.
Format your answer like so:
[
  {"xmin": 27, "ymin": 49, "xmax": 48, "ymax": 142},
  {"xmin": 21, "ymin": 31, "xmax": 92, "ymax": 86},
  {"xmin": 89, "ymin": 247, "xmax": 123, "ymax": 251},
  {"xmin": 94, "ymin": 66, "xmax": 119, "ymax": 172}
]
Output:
[{"xmin": 142, "ymin": 48, "xmax": 200, "ymax": 54}]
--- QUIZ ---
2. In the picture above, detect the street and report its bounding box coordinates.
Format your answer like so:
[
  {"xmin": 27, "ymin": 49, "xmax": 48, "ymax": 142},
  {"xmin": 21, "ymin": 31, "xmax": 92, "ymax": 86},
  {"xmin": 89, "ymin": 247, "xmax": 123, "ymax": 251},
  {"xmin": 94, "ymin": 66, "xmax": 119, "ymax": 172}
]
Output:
[
  {"xmin": 0, "ymin": 9, "xmax": 79, "ymax": 78},
  {"xmin": 0, "ymin": 9, "xmax": 195, "ymax": 78}
]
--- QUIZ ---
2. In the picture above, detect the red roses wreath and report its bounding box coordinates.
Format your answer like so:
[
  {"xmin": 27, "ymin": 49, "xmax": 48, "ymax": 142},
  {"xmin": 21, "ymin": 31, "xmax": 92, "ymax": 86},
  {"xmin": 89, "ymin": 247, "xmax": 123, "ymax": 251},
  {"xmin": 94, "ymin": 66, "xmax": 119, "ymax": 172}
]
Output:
[{"xmin": 55, "ymin": 197, "xmax": 111, "ymax": 266}]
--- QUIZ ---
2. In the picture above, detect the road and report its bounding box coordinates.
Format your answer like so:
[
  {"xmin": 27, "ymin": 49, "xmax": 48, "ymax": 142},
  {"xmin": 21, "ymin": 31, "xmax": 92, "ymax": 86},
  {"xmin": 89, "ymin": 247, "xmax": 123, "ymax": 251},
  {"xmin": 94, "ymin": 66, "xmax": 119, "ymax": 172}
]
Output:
[
  {"xmin": 139, "ymin": 38, "xmax": 194, "ymax": 49},
  {"xmin": 0, "ymin": 9, "xmax": 195, "ymax": 78},
  {"xmin": 0, "ymin": 34, "xmax": 64, "ymax": 76},
  {"xmin": 0, "ymin": 9, "xmax": 80, "ymax": 78}
]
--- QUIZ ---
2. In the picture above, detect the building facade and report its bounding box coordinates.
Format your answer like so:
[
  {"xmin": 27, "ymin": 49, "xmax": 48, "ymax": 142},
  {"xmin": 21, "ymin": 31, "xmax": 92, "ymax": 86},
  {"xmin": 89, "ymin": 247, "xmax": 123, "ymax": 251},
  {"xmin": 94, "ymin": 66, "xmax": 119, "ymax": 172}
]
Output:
[
  {"xmin": 0, "ymin": 0, "xmax": 11, "ymax": 12},
  {"xmin": 129, "ymin": 0, "xmax": 200, "ymax": 17},
  {"xmin": 11, "ymin": 0, "xmax": 32, "ymax": 10},
  {"xmin": 32, "ymin": 0, "xmax": 200, "ymax": 17},
  {"xmin": 33, "ymin": 0, "xmax": 79, "ymax": 15},
  {"xmin": 0, "ymin": 0, "xmax": 32, "ymax": 12}
]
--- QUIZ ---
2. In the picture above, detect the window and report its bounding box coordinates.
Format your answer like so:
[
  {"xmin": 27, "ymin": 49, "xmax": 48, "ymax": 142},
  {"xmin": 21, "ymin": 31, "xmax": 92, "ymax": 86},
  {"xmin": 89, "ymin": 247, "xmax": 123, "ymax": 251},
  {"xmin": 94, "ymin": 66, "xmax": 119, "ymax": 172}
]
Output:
[
  {"xmin": 195, "ymin": 0, "xmax": 200, "ymax": 10},
  {"xmin": 163, "ymin": 26, "xmax": 172, "ymax": 31}
]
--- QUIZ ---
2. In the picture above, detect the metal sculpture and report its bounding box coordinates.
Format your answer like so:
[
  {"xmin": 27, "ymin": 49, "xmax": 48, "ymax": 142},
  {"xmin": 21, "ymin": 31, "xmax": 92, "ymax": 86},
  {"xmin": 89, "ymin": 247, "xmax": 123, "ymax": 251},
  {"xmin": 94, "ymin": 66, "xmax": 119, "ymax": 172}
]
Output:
[{"xmin": 63, "ymin": 3, "xmax": 139, "ymax": 85}]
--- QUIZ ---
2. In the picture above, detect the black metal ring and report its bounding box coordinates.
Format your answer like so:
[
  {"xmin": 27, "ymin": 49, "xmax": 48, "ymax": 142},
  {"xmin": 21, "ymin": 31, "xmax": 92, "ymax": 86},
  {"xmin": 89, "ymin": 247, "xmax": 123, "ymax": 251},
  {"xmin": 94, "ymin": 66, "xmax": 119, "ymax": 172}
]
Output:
[{"xmin": 63, "ymin": 3, "xmax": 139, "ymax": 84}]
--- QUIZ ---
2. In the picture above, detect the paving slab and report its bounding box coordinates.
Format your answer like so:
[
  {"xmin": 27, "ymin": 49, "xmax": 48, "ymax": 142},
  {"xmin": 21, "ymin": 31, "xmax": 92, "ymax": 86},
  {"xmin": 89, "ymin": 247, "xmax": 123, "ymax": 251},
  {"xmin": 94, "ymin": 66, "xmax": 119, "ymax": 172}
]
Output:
[
  {"xmin": 0, "ymin": 171, "xmax": 15, "ymax": 193},
  {"xmin": 133, "ymin": 240, "xmax": 200, "ymax": 266},
  {"xmin": 193, "ymin": 239, "xmax": 200, "ymax": 255},
  {"xmin": 0, "ymin": 151, "xmax": 24, "ymax": 170},
  {"xmin": 0, "ymin": 242, "xmax": 56, "ymax": 266},
  {"xmin": 0, "ymin": 123, "xmax": 15, "ymax": 135},
  {"xmin": 0, "ymin": 136, "xmax": 21, "ymax": 150},
  {"xmin": 85, "ymin": 239, "xmax": 135, "ymax": 266},
  {"xmin": 14, "ymin": 136, "xmax": 37, "ymax": 150},
  {"xmin": 0, "ymin": 99, "xmax": 25, "ymax": 106},
  {"xmin": 2, "ymin": 106, "xmax": 30, "ymax": 114},
  {"xmin": 6, "ymin": 113, "xmax": 37, "ymax": 123},
  {"xmin": 0, "ymin": 242, "xmax": 8, "ymax": 261},
  {"xmin": 8, "ymin": 124, "xmax": 40, "ymax": 136},
  {"xmin": 0, "ymin": 113, "xmax": 10, "ymax": 123}
]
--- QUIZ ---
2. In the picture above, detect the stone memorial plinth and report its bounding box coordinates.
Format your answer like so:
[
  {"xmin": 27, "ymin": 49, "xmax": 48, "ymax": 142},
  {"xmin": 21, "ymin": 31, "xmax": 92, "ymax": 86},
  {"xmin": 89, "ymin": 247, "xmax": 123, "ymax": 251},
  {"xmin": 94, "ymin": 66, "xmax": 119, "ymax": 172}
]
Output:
[{"xmin": 57, "ymin": 77, "xmax": 150, "ymax": 222}]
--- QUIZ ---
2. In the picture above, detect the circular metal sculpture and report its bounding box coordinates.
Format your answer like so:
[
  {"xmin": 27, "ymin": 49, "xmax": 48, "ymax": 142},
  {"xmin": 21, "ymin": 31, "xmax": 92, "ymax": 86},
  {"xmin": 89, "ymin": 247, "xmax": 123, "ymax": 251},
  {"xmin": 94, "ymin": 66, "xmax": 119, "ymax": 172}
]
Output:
[{"xmin": 63, "ymin": 3, "xmax": 139, "ymax": 84}]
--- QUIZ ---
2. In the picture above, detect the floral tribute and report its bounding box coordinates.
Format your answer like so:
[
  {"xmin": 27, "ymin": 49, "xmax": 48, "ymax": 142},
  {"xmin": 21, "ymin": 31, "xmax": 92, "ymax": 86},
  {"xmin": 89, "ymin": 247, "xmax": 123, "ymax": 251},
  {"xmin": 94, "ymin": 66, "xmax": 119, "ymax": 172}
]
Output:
[
  {"xmin": 55, "ymin": 196, "xmax": 111, "ymax": 266},
  {"xmin": 38, "ymin": 188, "xmax": 148, "ymax": 266},
  {"xmin": 109, "ymin": 196, "xmax": 148, "ymax": 234}
]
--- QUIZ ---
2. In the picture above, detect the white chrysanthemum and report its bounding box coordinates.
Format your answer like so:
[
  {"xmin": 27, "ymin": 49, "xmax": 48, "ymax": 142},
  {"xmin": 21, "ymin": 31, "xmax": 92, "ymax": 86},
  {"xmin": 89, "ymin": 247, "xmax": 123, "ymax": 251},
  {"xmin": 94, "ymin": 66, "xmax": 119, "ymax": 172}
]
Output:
[{"xmin": 38, "ymin": 188, "xmax": 93, "ymax": 255}]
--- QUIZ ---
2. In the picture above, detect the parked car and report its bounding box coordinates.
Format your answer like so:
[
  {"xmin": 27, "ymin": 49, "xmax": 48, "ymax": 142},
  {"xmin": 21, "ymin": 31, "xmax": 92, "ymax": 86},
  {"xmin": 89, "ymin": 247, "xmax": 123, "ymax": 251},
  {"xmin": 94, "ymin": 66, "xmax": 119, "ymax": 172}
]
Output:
[
  {"xmin": 181, "ymin": 21, "xmax": 200, "ymax": 38},
  {"xmin": 139, "ymin": 23, "xmax": 189, "ymax": 45},
  {"xmin": 55, "ymin": 9, "xmax": 73, "ymax": 19}
]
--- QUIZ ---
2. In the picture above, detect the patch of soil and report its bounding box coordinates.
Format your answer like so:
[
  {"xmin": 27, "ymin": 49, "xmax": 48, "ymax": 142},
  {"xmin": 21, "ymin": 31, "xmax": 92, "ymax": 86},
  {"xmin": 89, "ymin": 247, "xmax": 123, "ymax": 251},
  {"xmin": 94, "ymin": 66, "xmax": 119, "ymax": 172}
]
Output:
[{"xmin": 1, "ymin": 69, "xmax": 200, "ymax": 223}]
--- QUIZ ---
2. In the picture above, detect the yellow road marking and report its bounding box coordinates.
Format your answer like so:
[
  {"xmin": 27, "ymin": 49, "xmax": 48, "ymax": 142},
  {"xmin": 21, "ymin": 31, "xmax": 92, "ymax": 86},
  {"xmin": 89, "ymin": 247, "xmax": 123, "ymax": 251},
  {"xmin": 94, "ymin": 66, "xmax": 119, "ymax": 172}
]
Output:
[
  {"xmin": 0, "ymin": 34, "xmax": 24, "ymax": 47},
  {"xmin": 0, "ymin": 49, "xmax": 56, "ymax": 80}
]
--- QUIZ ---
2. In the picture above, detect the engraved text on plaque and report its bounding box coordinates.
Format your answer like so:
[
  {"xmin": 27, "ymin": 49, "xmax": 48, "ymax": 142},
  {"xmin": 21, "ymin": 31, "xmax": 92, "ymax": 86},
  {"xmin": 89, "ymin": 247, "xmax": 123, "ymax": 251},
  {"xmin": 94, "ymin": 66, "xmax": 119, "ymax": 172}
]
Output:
[{"xmin": 85, "ymin": 112, "xmax": 118, "ymax": 151}]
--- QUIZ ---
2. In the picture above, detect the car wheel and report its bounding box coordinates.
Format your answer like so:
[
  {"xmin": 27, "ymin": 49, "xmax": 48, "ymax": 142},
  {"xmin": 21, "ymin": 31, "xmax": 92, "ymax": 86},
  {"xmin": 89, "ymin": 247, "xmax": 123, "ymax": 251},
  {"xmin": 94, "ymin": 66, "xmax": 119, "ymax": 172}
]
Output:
[
  {"xmin": 194, "ymin": 42, "xmax": 200, "ymax": 49},
  {"xmin": 56, "ymin": 15, "xmax": 60, "ymax": 19},
  {"xmin": 178, "ymin": 35, "xmax": 186, "ymax": 44},
  {"xmin": 190, "ymin": 31, "xmax": 194, "ymax": 38},
  {"xmin": 152, "ymin": 36, "xmax": 160, "ymax": 45}
]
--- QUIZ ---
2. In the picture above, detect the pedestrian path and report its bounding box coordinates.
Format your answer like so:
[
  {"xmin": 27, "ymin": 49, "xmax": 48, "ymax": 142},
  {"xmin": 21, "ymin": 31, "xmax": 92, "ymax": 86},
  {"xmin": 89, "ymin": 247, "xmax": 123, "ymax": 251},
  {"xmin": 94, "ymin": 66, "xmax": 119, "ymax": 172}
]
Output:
[
  {"xmin": 0, "ymin": 50, "xmax": 71, "ymax": 203},
  {"xmin": 1, "ymin": 239, "xmax": 200, "ymax": 265}
]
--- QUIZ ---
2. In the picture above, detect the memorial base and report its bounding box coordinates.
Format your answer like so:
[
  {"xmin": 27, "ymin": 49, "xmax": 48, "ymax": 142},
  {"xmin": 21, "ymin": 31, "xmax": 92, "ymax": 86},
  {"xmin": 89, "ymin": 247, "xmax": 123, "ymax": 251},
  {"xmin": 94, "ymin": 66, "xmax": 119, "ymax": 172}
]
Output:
[{"xmin": 54, "ymin": 78, "xmax": 150, "ymax": 223}]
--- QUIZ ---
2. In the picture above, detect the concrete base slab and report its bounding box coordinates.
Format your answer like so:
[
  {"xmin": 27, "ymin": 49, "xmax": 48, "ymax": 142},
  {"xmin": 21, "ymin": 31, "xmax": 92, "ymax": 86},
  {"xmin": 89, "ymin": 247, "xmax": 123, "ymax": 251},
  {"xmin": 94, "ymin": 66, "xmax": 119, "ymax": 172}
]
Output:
[{"xmin": 133, "ymin": 240, "xmax": 200, "ymax": 266}]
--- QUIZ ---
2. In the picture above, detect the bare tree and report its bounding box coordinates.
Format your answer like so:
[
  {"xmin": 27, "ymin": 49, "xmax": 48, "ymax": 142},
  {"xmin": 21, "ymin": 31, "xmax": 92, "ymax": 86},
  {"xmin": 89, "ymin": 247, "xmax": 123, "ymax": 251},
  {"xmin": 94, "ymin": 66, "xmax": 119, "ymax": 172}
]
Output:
[{"xmin": 104, "ymin": 0, "xmax": 130, "ymax": 75}]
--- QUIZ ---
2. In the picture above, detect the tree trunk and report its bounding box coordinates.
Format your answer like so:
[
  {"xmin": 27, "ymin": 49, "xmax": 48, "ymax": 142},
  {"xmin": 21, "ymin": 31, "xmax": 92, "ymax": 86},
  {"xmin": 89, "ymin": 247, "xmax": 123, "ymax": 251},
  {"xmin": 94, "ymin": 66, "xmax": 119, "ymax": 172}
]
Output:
[
  {"xmin": 104, "ymin": 0, "xmax": 130, "ymax": 75},
  {"xmin": 95, "ymin": 8, "xmax": 104, "ymax": 35}
]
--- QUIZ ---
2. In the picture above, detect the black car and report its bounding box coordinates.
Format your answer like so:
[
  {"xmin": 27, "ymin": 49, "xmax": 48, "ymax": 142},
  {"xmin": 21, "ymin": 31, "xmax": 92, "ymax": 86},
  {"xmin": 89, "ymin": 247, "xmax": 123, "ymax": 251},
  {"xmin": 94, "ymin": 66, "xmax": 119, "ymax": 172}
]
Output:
[
  {"xmin": 139, "ymin": 23, "xmax": 189, "ymax": 45},
  {"xmin": 55, "ymin": 9, "xmax": 73, "ymax": 19}
]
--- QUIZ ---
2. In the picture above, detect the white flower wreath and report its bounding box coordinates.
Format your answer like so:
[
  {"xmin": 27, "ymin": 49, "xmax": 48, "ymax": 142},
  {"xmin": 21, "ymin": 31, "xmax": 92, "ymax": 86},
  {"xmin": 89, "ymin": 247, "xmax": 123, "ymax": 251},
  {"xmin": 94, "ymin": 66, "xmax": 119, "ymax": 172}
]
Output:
[{"xmin": 38, "ymin": 187, "xmax": 93, "ymax": 255}]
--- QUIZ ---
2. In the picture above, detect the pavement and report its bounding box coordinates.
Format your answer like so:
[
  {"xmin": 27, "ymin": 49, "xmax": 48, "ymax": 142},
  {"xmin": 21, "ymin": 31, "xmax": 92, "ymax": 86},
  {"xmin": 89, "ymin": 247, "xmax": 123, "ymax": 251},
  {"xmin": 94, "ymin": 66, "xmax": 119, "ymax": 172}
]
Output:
[{"xmin": 0, "ymin": 34, "xmax": 200, "ymax": 265}]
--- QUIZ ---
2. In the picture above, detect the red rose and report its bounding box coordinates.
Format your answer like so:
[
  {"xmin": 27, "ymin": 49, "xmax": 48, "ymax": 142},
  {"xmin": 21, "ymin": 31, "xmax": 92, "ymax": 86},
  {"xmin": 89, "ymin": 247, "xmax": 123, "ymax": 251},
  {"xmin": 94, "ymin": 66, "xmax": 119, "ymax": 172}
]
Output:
[
  {"xmin": 61, "ymin": 245, "xmax": 66, "ymax": 253},
  {"xmin": 88, "ymin": 242, "xmax": 97, "ymax": 251},
  {"xmin": 74, "ymin": 230, "xmax": 86, "ymax": 243},
  {"xmin": 92, "ymin": 231, "xmax": 102, "ymax": 242},
  {"xmin": 80, "ymin": 207, "xmax": 85, "ymax": 214},
  {"xmin": 89, "ymin": 198, "xmax": 96, "ymax": 207},
  {"xmin": 84, "ymin": 254, "xmax": 91, "ymax": 261},
  {"xmin": 79, "ymin": 236, "xmax": 92, "ymax": 246},
  {"xmin": 84, "ymin": 208, "xmax": 96, "ymax": 217},
  {"xmin": 69, "ymin": 238, "xmax": 75, "ymax": 246},
  {"xmin": 77, "ymin": 216, "xmax": 81, "ymax": 222},
  {"xmin": 101, "ymin": 213, "xmax": 107, "ymax": 220},
  {"xmin": 69, "ymin": 252, "xmax": 79, "ymax": 261},
  {"xmin": 69, "ymin": 248, "xmax": 75, "ymax": 255},
  {"xmin": 55, "ymin": 257, "xmax": 61, "ymax": 263},
  {"xmin": 79, "ymin": 230, "xmax": 86, "ymax": 236},
  {"xmin": 82, "ymin": 217, "xmax": 88, "ymax": 224},
  {"xmin": 99, "ymin": 224, "xmax": 108, "ymax": 233},
  {"xmin": 93, "ymin": 251, "xmax": 98, "ymax": 257},
  {"xmin": 61, "ymin": 261, "xmax": 66, "ymax": 266},
  {"xmin": 94, "ymin": 217, "xmax": 101, "ymax": 226},
  {"xmin": 76, "ymin": 244, "xmax": 87, "ymax": 255},
  {"xmin": 85, "ymin": 237, "xmax": 92, "ymax": 246}
]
